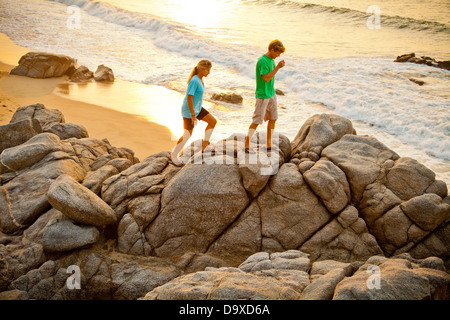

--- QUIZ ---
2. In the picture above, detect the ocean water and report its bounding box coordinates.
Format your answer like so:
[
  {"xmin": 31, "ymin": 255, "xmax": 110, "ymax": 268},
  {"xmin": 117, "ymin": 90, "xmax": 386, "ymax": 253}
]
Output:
[{"xmin": 0, "ymin": 0, "xmax": 449, "ymax": 185}]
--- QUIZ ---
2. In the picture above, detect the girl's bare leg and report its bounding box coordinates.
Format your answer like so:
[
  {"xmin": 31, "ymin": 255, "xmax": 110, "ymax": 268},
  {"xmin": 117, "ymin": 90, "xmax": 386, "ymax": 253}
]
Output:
[
  {"xmin": 201, "ymin": 113, "xmax": 217, "ymax": 151},
  {"xmin": 171, "ymin": 129, "xmax": 193, "ymax": 162}
]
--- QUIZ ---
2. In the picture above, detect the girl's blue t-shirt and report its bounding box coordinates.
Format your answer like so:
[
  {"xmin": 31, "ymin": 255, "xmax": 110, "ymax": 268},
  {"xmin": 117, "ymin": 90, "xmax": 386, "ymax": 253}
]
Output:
[{"xmin": 182, "ymin": 75, "xmax": 204, "ymax": 118}]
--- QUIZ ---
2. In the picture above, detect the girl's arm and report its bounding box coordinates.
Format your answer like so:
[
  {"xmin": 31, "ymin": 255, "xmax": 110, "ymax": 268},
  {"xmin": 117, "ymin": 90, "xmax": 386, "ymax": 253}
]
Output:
[{"xmin": 187, "ymin": 95, "xmax": 197, "ymax": 125}]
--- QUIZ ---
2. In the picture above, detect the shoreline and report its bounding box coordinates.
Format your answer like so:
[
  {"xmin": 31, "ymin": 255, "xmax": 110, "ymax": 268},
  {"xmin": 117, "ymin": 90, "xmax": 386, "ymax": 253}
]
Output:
[{"xmin": 0, "ymin": 32, "xmax": 176, "ymax": 161}]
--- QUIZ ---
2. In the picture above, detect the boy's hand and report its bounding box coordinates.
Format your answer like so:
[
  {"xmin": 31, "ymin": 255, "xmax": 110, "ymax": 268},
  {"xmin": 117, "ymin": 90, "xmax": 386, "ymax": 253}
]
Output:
[
  {"xmin": 277, "ymin": 60, "xmax": 285, "ymax": 69},
  {"xmin": 191, "ymin": 116, "xmax": 198, "ymax": 127}
]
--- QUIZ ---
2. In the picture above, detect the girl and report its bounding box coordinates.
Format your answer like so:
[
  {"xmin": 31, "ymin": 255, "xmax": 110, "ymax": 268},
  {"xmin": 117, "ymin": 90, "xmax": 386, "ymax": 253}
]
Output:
[{"xmin": 170, "ymin": 59, "xmax": 217, "ymax": 166}]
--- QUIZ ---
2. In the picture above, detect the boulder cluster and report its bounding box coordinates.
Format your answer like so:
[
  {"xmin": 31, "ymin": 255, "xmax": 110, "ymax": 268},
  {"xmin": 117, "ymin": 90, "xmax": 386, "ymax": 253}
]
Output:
[
  {"xmin": 10, "ymin": 52, "xmax": 114, "ymax": 82},
  {"xmin": 394, "ymin": 53, "xmax": 450, "ymax": 70},
  {"xmin": 0, "ymin": 104, "xmax": 449, "ymax": 300}
]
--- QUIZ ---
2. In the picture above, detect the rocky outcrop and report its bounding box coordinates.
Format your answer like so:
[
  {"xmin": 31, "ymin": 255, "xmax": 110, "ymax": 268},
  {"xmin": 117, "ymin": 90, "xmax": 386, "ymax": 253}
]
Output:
[
  {"xmin": 0, "ymin": 104, "xmax": 137, "ymax": 235},
  {"xmin": 0, "ymin": 105, "xmax": 448, "ymax": 300},
  {"xmin": 10, "ymin": 52, "xmax": 76, "ymax": 78},
  {"xmin": 394, "ymin": 53, "xmax": 450, "ymax": 70},
  {"xmin": 143, "ymin": 250, "xmax": 311, "ymax": 300},
  {"xmin": 10, "ymin": 52, "xmax": 115, "ymax": 82},
  {"xmin": 0, "ymin": 243, "xmax": 182, "ymax": 300},
  {"xmin": 142, "ymin": 250, "xmax": 450, "ymax": 300}
]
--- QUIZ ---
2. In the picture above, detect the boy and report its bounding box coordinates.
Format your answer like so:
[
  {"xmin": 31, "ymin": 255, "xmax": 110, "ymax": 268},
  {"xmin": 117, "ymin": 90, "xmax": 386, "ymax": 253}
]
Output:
[{"xmin": 245, "ymin": 39, "xmax": 285, "ymax": 153}]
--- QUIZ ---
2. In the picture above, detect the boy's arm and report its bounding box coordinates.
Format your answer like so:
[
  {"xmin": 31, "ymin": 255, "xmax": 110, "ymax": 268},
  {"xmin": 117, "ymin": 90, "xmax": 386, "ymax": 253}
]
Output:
[{"xmin": 261, "ymin": 60, "xmax": 285, "ymax": 82}]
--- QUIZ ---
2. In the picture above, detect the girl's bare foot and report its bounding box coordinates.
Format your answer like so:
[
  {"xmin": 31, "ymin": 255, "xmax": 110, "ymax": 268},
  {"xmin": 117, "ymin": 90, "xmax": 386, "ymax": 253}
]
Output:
[
  {"xmin": 169, "ymin": 155, "xmax": 184, "ymax": 167},
  {"xmin": 202, "ymin": 140, "xmax": 215, "ymax": 152}
]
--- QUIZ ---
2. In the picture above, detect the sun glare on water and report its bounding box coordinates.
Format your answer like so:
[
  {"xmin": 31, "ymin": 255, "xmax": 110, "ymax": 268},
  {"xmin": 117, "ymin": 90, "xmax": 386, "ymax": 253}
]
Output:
[{"xmin": 168, "ymin": 0, "xmax": 226, "ymax": 29}]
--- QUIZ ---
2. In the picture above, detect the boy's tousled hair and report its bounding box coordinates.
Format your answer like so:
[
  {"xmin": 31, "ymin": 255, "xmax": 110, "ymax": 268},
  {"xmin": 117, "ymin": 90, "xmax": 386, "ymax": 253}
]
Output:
[{"xmin": 268, "ymin": 39, "xmax": 285, "ymax": 53}]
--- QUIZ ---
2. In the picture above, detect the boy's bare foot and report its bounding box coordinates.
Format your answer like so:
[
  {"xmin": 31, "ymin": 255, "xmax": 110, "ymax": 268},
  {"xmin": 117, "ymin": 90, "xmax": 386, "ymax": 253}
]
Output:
[{"xmin": 244, "ymin": 147, "xmax": 256, "ymax": 154}]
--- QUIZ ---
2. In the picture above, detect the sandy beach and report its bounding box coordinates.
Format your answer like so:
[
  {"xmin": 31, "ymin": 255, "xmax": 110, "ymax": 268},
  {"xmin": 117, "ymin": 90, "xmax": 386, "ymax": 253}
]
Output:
[{"xmin": 0, "ymin": 32, "xmax": 176, "ymax": 161}]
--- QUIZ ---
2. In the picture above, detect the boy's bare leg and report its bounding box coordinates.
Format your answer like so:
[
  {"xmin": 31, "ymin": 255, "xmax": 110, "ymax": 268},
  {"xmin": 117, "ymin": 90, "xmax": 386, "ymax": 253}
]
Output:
[
  {"xmin": 266, "ymin": 120, "xmax": 276, "ymax": 149},
  {"xmin": 245, "ymin": 123, "xmax": 259, "ymax": 152}
]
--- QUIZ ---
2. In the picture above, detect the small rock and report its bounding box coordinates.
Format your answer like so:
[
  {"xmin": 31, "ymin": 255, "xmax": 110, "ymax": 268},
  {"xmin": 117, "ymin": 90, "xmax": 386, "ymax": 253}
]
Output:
[
  {"xmin": 301, "ymin": 266, "xmax": 352, "ymax": 300},
  {"xmin": 298, "ymin": 159, "xmax": 315, "ymax": 173},
  {"xmin": 69, "ymin": 65, "xmax": 94, "ymax": 82},
  {"xmin": 394, "ymin": 53, "xmax": 415, "ymax": 62},
  {"xmin": 94, "ymin": 64, "xmax": 114, "ymax": 82},
  {"xmin": 211, "ymin": 92, "xmax": 243, "ymax": 104},
  {"xmin": 303, "ymin": 158, "xmax": 351, "ymax": 214}
]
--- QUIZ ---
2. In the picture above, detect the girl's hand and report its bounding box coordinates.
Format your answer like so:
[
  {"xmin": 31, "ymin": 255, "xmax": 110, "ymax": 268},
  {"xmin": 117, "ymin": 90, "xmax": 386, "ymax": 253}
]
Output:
[{"xmin": 191, "ymin": 116, "xmax": 198, "ymax": 127}]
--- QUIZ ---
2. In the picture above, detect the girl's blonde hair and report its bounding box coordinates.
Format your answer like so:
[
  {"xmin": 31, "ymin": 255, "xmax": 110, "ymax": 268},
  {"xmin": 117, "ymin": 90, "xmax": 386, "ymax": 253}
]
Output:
[{"xmin": 187, "ymin": 59, "xmax": 212, "ymax": 84}]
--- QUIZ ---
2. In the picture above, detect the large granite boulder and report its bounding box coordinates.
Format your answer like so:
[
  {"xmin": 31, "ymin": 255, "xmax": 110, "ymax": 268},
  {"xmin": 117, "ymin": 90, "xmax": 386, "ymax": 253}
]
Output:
[
  {"xmin": 10, "ymin": 52, "xmax": 76, "ymax": 78},
  {"xmin": 48, "ymin": 174, "xmax": 117, "ymax": 227},
  {"xmin": 291, "ymin": 113, "xmax": 355, "ymax": 157},
  {"xmin": 146, "ymin": 163, "xmax": 250, "ymax": 257},
  {"xmin": 10, "ymin": 103, "xmax": 64, "ymax": 131},
  {"xmin": 8, "ymin": 103, "xmax": 88, "ymax": 140},
  {"xmin": 0, "ymin": 119, "xmax": 42, "ymax": 154}
]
